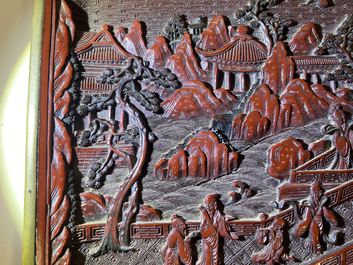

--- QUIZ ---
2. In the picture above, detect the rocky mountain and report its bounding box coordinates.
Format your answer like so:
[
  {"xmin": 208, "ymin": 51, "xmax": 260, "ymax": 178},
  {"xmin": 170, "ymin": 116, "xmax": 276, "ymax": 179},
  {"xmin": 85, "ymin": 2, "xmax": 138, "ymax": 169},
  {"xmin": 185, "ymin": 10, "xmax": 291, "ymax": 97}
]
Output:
[
  {"xmin": 289, "ymin": 22, "xmax": 321, "ymax": 55},
  {"xmin": 263, "ymin": 41, "xmax": 294, "ymax": 95},
  {"xmin": 166, "ymin": 32, "xmax": 208, "ymax": 83},
  {"xmin": 144, "ymin": 35, "xmax": 172, "ymax": 69},
  {"xmin": 266, "ymin": 137, "xmax": 312, "ymax": 180},
  {"xmin": 154, "ymin": 130, "xmax": 238, "ymax": 180},
  {"xmin": 161, "ymin": 81, "xmax": 233, "ymax": 118},
  {"xmin": 196, "ymin": 15, "xmax": 230, "ymax": 51},
  {"xmin": 230, "ymin": 79, "xmax": 353, "ymax": 141},
  {"xmin": 122, "ymin": 20, "xmax": 147, "ymax": 57},
  {"xmin": 115, "ymin": 26, "xmax": 127, "ymax": 43}
]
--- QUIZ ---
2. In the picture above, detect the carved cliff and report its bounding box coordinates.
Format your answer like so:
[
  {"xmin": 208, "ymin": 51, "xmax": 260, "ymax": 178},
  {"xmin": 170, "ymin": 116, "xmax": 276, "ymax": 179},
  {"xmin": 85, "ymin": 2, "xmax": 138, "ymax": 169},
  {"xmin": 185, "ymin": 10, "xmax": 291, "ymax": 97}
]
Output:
[
  {"xmin": 263, "ymin": 41, "xmax": 295, "ymax": 95},
  {"xmin": 266, "ymin": 137, "xmax": 312, "ymax": 180}
]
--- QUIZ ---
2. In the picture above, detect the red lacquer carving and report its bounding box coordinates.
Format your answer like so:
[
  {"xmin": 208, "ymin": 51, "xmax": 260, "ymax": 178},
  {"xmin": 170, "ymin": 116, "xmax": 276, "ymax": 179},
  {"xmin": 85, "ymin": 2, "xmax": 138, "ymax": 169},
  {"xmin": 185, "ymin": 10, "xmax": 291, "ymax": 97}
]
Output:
[
  {"xmin": 289, "ymin": 23, "xmax": 320, "ymax": 55},
  {"xmin": 162, "ymin": 214, "xmax": 193, "ymax": 265},
  {"xmin": 38, "ymin": 0, "xmax": 353, "ymax": 264},
  {"xmin": 252, "ymin": 217, "xmax": 295, "ymax": 265},
  {"xmin": 50, "ymin": 0, "xmax": 75, "ymax": 264},
  {"xmin": 267, "ymin": 137, "xmax": 312, "ymax": 181},
  {"xmin": 155, "ymin": 130, "xmax": 238, "ymax": 180},
  {"xmin": 162, "ymin": 81, "xmax": 235, "ymax": 119},
  {"xmin": 263, "ymin": 42, "xmax": 294, "ymax": 95},
  {"xmin": 188, "ymin": 194, "xmax": 239, "ymax": 265},
  {"xmin": 293, "ymin": 182, "xmax": 340, "ymax": 254}
]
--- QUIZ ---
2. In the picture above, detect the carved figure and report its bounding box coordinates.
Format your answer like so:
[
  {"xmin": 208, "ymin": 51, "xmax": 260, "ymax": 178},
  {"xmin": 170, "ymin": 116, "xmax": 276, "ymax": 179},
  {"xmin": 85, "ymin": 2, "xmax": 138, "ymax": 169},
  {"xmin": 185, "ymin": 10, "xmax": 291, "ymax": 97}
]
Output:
[
  {"xmin": 251, "ymin": 217, "xmax": 295, "ymax": 265},
  {"xmin": 322, "ymin": 104, "xmax": 353, "ymax": 169},
  {"xmin": 162, "ymin": 214, "xmax": 193, "ymax": 265},
  {"xmin": 293, "ymin": 182, "xmax": 340, "ymax": 254},
  {"xmin": 189, "ymin": 194, "xmax": 238, "ymax": 265}
]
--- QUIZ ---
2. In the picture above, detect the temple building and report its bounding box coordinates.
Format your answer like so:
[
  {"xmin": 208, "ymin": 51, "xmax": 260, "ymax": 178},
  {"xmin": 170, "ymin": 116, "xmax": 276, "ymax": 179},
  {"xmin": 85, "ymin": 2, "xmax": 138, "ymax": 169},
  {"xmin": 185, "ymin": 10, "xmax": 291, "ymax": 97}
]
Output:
[
  {"xmin": 75, "ymin": 24, "xmax": 133, "ymax": 93},
  {"xmin": 196, "ymin": 25, "xmax": 268, "ymax": 93},
  {"xmin": 197, "ymin": 25, "xmax": 342, "ymax": 94},
  {"xmin": 75, "ymin": 25, "xmax": 133, "ymax": 131}
]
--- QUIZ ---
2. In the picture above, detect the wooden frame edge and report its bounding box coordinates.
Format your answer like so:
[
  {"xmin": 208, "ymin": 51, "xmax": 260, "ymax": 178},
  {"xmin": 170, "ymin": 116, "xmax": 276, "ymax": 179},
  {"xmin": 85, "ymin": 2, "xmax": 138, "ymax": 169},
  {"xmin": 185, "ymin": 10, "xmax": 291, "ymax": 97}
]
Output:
[{"xmin": 23, "ymin": 0, "xmax": 45, "ymax": 264}]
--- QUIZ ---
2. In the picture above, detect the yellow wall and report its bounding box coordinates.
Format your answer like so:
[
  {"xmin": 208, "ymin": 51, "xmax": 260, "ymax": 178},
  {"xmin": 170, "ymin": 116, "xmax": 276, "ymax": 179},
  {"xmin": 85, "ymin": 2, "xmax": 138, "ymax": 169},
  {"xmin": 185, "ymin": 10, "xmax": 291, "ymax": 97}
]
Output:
[{"xmin": 0, "ymin": 0, "xmax": 34, "ymax": 264}]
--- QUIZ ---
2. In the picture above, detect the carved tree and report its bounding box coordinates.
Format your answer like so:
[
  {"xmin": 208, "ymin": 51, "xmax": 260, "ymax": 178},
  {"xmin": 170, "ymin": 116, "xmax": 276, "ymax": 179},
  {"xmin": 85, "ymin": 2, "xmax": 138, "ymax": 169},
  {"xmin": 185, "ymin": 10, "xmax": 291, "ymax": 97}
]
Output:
[
  {"xmin": 232, "ymin": 0, "xmax": 294, "ymax": 53},
  {"xmin": 319, "ymin": 15, "xmax": 353, "ymax": 85},
  {"xmin": 162, "ymin": 15, "xmax": 188, "ymax": 50},
  {"xmin": 83, "ymin": 57, "xmax": 179, "ymax": 255}
]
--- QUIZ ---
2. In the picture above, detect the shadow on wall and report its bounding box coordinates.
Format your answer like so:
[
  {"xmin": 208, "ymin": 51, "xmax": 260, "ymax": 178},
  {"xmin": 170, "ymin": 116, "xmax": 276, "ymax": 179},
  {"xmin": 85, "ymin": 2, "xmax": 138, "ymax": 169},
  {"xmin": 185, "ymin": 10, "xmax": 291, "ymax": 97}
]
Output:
[{"xmin": 0, "ymin": 0, "xmax": 34, "ymax": 264}]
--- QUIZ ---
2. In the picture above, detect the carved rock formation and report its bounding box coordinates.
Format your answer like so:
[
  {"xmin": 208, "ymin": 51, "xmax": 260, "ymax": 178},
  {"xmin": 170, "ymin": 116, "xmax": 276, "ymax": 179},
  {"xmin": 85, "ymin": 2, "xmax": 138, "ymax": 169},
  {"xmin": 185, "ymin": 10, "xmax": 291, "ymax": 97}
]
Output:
[
  {"xmin": 80, "ymin": 192, "xmax": 109, "ymax": 220},
  {"xmin": 115, "ymin": 26, "xmax": 127, "ymax": 43},
  {"xmin": 161, "ymin": 81, "xmax": 232, "ymax": 118},
  {"xmin": 166, "ymin": 32, "xmax": 208, "ymax": 83},
  {"xmin": 231, "ymin": 111, "xmax": 270, "ymax": 141},
  {"xmin": 144, "ymin": 36, "xmax": 172, "ymax": 69},
  {"xmin": 214, "ymin": 88, "xmax": 238, "ymax": 109},
  {"xmin": 279, "ymin": 79, "xmax": 329, "ymax": 128},
  {"xmin": 266, "ymin": 137, "xmax": 312, "ymax": 180},
  {"xmin": 311, "ymin": 84, "xmax": 353, "ymax": 114},
  {"xmin": 154, "ymin": 130, "xmax": 238, "ymax": 180},
  {"xmin": 289, "ymin": 22, "xmax": 321, "ymax": 55},
  {"xmin": 197, "ymin": 15, "xmax": 230, "ymax": 51},
  {"xmin": 122, "ymin": 20, "xmax": 147, "ymax": 57},
  {"xmin": 263, "ymin": 41, "xmax": 294, "ymax": 95},
  {"xmin": 245, "ymin": 83, "xmax": 280, "ymax": 134},
  {"xmin": 135, "ymin": 205, "xmax": 162, "ymax": 222},
  {"xmin": 231, "ymin": 80, "xmax": 352, "ymax": 141}
]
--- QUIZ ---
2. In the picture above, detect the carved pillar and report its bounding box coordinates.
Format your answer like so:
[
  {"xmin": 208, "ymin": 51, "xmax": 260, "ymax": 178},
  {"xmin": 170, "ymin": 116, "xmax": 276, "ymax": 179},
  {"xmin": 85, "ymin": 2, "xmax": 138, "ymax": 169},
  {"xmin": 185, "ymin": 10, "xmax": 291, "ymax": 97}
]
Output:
[
  {"xmin": 212, "ymin": 63, "xmax": 219, "ymax": 89},
  {"xmin": 224, "ymin": 71, "xmax": 230, "ymax": 90},
  {"xmin": 300, "ymin": 70, "xmax": 307, "ymax": 80},
  {"xmin": 250, "ymin": 72, "xmax": 257, "ymax": 88},
  {"xmin": 238, "ymin": 72, "xmax": 245, "ymax": 92},
  {"xmin": 330, "ymin": 80, "xmax": 337, "ymax": 92},
  {"xmin": 311, "ymin": 73, "xmax": 319, "ymax": 84},
  {"xmin": 109, "ymin": 104, "xmax": 115, "ymax": 121}
]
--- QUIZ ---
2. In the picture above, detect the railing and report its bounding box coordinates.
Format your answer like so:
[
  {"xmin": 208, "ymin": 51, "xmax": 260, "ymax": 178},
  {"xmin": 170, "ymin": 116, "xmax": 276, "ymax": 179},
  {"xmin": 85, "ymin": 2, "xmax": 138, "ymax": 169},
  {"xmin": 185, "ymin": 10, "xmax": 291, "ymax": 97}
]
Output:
[{"xmin": 75, "ymin": 179, "xmax": 353, "ymax": 242}]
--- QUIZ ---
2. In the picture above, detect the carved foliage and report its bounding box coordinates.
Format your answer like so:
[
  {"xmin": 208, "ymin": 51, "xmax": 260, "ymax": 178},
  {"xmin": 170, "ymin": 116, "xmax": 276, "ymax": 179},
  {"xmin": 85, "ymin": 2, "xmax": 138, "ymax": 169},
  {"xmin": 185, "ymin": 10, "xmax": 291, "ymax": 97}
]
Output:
[{"xmin": 267, "ymin": 137, "xmax": 312, "ymax": 180}]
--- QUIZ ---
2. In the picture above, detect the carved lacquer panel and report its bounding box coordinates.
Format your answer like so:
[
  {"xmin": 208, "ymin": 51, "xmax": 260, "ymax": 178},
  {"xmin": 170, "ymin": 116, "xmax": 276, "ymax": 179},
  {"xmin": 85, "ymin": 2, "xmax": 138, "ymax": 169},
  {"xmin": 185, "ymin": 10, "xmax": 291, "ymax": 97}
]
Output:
[{"xmin": 35, "ymin": 0, "xmax": 353, "ymax": 264}]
